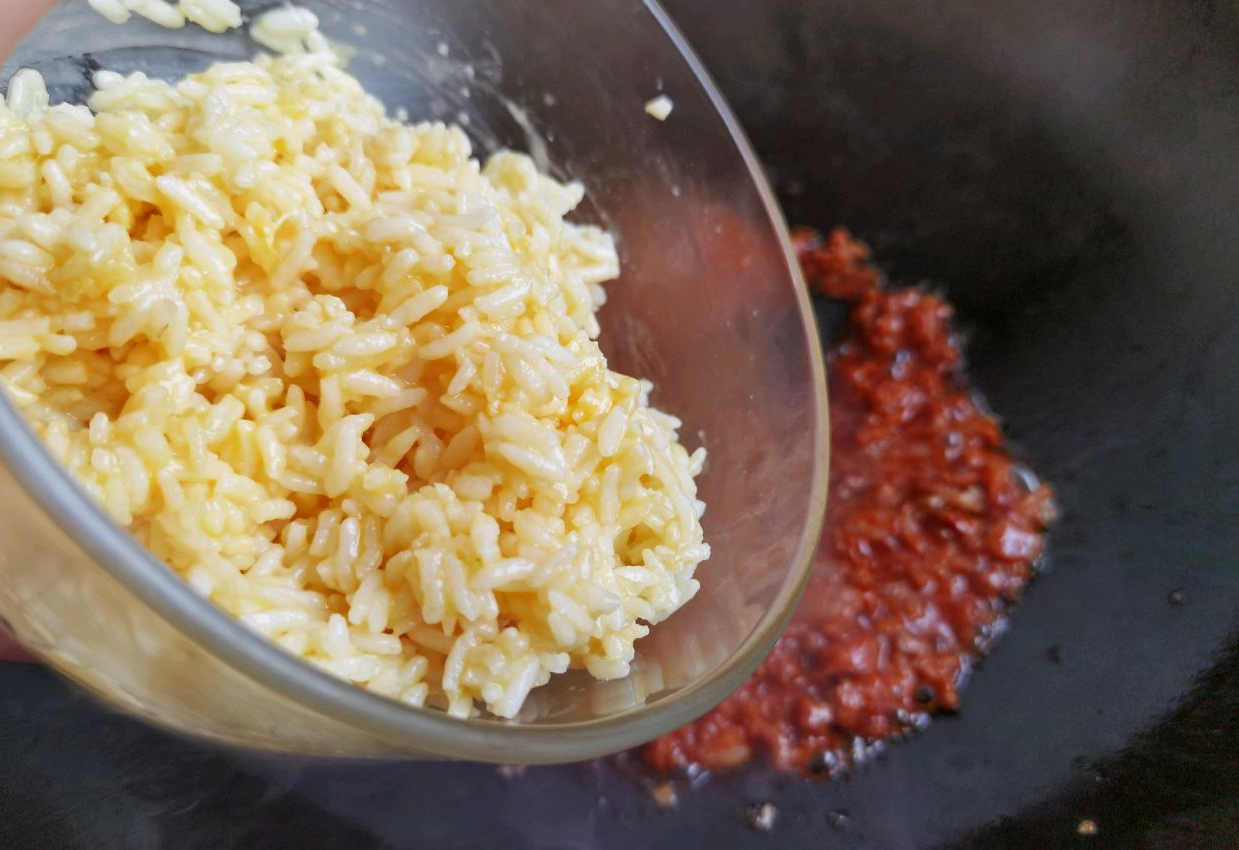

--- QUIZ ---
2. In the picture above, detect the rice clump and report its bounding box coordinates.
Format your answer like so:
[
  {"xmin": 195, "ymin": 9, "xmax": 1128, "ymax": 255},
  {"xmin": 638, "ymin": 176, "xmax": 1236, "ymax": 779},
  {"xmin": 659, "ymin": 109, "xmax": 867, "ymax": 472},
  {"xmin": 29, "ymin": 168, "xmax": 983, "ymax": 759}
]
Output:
[
  {"xmin": 0, "ymin": 50, "xmax": 708, "ymax": 718},
  {"xmin": 85, "ymin": 0, "xmax": 242, "ymax": 32}
]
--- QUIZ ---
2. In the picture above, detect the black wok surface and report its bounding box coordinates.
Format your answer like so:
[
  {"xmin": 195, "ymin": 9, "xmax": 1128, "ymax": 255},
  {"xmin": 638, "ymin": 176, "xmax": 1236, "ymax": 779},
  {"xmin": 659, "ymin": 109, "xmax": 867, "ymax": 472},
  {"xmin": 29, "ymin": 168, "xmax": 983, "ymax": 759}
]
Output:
[{"xmin": 2, "ymin": 0, "xmax": 1238, "ymax": 847}]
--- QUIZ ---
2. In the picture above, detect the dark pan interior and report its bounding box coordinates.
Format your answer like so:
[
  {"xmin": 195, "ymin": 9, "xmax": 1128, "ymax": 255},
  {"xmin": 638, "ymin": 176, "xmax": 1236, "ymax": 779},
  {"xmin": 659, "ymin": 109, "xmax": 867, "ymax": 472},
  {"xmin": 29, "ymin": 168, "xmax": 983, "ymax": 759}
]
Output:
[{"xmin": 2, "ymin": 0, "xmax": 1238, "ymax": 848}]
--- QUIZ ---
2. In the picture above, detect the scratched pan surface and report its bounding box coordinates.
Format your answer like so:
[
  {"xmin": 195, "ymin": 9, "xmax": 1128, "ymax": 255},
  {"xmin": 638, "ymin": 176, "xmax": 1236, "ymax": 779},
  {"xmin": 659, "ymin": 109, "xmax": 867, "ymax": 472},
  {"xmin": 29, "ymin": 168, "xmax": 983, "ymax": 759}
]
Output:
[{"xmin": 2, "ymin": 0, "xmax": 1239, "ymax": 847}]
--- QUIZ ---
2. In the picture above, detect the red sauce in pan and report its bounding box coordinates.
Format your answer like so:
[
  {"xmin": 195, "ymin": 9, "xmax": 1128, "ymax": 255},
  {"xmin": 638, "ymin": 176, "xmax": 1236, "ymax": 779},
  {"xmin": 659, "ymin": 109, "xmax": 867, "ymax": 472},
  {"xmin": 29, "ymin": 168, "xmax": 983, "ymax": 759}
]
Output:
[{"xmin": 643, "ymin": 228, "xmax": 1056, "ymax": 775}]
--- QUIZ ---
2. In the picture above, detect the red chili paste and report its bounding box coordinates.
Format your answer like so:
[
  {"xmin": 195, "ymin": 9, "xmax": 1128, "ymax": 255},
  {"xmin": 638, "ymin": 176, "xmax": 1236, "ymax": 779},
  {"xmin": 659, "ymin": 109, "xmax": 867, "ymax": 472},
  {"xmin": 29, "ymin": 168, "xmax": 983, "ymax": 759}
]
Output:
[{"xmin": 643, "ymin": 228, "xmax": 1056, "ymax": 775}]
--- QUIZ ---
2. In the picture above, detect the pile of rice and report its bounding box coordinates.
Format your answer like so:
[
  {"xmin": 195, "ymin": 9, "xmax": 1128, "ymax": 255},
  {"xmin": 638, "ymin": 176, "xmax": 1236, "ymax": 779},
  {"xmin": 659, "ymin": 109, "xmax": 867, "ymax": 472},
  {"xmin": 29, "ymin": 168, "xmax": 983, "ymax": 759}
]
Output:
[{"xmin": 0, "ymin": 45, "xmax": 708, "ymax": 718}]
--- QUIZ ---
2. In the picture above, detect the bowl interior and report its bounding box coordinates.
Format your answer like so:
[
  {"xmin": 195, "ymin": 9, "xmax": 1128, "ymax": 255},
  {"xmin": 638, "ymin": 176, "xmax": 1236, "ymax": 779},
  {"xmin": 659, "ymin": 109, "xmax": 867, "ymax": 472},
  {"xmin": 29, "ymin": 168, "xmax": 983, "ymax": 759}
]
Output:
[{"xmin": 0, "ymin": 0, "xmax": 826, "ymax": 748}]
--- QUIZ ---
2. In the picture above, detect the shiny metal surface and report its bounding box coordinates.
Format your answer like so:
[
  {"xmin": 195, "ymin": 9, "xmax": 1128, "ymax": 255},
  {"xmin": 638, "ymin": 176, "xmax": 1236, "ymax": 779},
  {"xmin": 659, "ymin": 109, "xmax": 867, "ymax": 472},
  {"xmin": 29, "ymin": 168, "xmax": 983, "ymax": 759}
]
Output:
[{"xmin": 0, "ymin": 0, "xmax": 827, "ymax": 761}]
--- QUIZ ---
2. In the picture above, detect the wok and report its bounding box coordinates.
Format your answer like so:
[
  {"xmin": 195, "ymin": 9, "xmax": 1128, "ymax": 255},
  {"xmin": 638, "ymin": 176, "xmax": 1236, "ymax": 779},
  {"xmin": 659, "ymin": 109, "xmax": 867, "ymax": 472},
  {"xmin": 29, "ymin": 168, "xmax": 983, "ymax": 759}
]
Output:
[{"xmin": 1, "ymin": 0, "xmax": 1237, "ymax": 847}]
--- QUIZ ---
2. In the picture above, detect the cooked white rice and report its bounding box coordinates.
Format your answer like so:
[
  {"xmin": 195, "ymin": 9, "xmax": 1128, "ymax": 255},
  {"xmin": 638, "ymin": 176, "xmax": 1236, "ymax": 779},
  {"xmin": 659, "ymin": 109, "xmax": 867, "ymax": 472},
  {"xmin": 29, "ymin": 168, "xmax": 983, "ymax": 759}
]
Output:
[
  {"xmin": 87, "ymin": 0, "xmax": 242, "ymax": 32},
  {"xmin": 0, "ymin": 50, "xmax": 708, "ymax": 718},
  {"xmin": 644, "ymin": 95, "xmax": 674, "ymax": 121}
]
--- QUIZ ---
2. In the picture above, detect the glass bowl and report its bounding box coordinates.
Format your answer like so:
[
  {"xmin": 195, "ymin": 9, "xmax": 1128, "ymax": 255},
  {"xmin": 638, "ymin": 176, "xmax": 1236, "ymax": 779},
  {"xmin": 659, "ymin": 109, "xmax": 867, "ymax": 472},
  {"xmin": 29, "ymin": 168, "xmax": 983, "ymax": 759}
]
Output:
[{"xmin": 0, "ymin": 0, "xmax": 827, "ymax": 763}]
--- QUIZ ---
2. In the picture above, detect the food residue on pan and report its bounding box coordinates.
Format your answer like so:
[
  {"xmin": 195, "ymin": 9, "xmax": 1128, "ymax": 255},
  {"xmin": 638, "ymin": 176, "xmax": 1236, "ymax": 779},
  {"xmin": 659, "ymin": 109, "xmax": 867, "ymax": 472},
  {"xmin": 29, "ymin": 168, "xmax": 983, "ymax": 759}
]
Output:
[
  {"xmin": 643, "ymin": 227, "xmax": 1056, "ymax": 775},
  {"xmin": 644, "ymin": 95, "xmax": 674, "ymax": 121},
  {"xmin": 651, "ymin": 781, "xmax": 679, "ymax": 810},
  {"xmin": 745, "ymin": 802, "xmax": 778, "ymax": 832}
]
